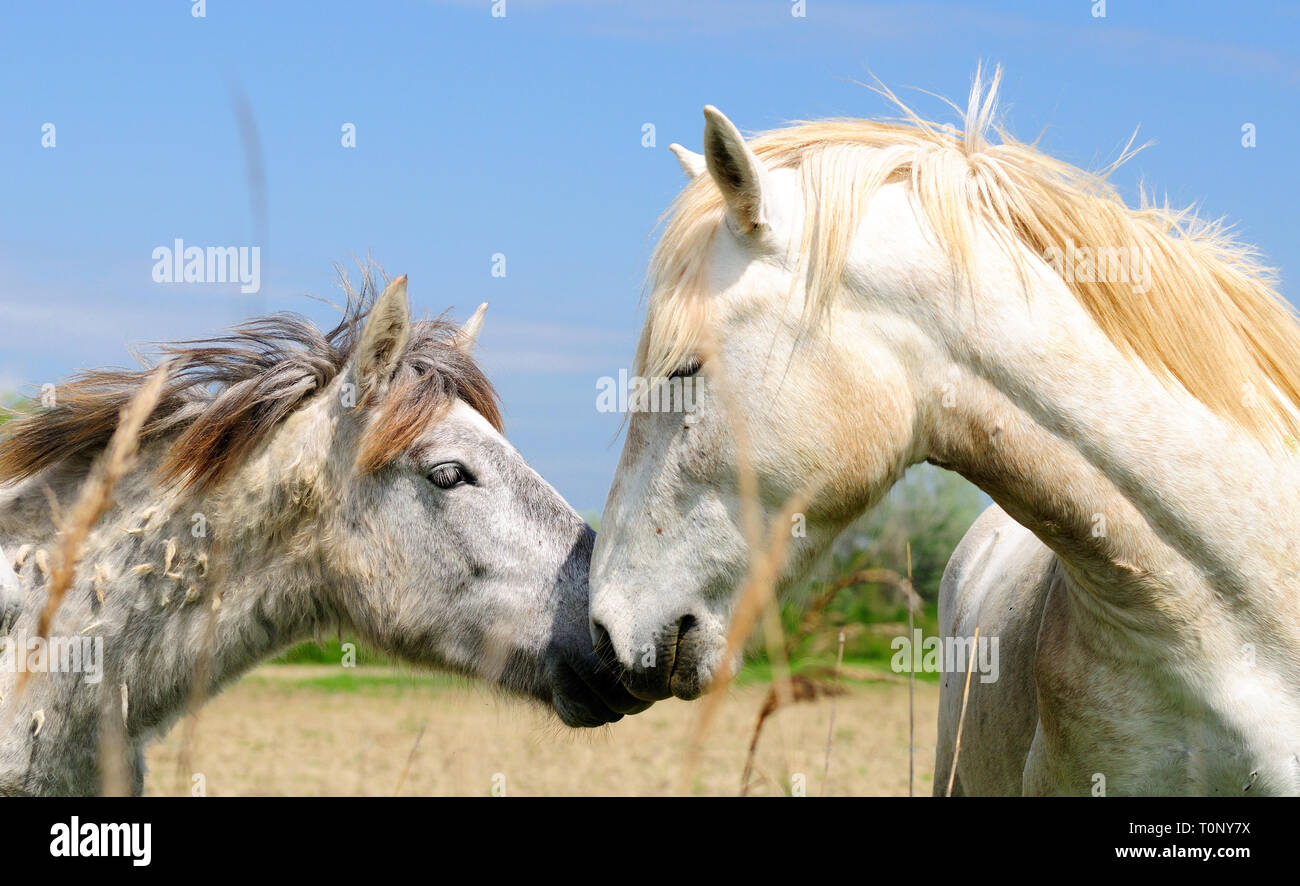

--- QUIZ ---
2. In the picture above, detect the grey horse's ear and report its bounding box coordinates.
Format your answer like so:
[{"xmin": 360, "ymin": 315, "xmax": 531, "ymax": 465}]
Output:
[
  {"xmin": 457, "ymin": 302, "xmax": 488, "ymax": 355},
  {"xmin": 357, "ymin": 274, "xmax": 410, "ymax": 391},
  {"xmin": 702, "ymin": 105, "xmax": 773, "ymax": 233}
]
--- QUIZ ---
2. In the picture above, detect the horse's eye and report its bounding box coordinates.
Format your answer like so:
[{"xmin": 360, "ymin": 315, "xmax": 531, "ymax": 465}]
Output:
[
  {"xmin": 428, "ymin": 463, "xmax": 472, "ymax": 489},
  {"xmin": 669, "ymin": 357, "xmax": 703, "ymax": 379}
]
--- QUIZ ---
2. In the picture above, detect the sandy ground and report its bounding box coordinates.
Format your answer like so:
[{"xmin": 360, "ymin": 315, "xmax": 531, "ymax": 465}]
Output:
[{"xmin": 144, "ymin": 666, "xmax": 940, "ymax": 796}]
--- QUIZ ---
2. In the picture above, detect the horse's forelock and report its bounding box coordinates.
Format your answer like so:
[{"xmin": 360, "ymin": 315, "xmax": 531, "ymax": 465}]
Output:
[{"xmin": 355, "ymin": 324, "xmax": 503, "ymax": 474}]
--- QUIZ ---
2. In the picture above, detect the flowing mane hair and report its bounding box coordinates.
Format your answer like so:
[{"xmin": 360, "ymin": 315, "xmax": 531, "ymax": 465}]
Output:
[
  {"xmin": 0, "ymin": 269, "xmax": 502, "ymax": 493},
  {"xmin": 639, "ymin": 65, "xmax": 1300, "ymax": 445}
]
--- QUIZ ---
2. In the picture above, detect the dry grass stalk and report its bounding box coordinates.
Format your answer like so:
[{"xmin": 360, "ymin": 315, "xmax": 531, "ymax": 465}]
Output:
[
  {"xmin": 171, "ymin": 468, "xmax": 238, "ymax": 793},
  {"xmin": 945, "ymin": 624, "xmax": 980, "ymax": 797},
  {"xmin": 19, "ymin": 362, "xmax": 169, "ymax": 695},
  {"xmin": 793, "ymin": 566, "xmax": 921, "ymax": 646},
  {"xmin": 732, "ymin": 543, "xmax": 926, "ymax": 795},
  {"xmin": 676, "ymin": 337, "xmax": 821, "ymax": 791},
  {"xmin": 680, "ymin": 478, "xmax": 822, "ymax": 792},
  {"xmin": 657, "ymin": 329, "xmax": 925, "ymax": 796},
  {"xmin": 174, "ymin": 581, "xmax": 223, "ymax": 795},
  {"xmin": 744, "ymin": 563, "xmax": 921, "ymax": 795},
  {"xmin": 393, "ymin": 722, "xmax": 428, "ymax": 796},
  {"xmin": 820, "ymin": 629, "xmax": 846, "ymax": 792},
  {"xmin": 907, "ymin": 541, "xmax": 915, "ymax": 798},
  {"xmin": 740, "ymin": 670, "xmax": 846, "ymax": 795}
]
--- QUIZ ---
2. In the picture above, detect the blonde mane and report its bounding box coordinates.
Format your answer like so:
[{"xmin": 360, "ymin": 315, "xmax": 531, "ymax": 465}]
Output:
[{"xmin": 638, "ymin": 67, "xmax": 1300, "ymax": 445}]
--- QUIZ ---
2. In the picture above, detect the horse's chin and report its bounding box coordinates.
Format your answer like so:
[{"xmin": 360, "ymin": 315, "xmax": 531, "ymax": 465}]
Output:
[
  {"xmin": 551, "ymin": 694, "xmax": 622, "ymax": 728},
  {"xmin": 547, "ymin": 655, "xmax": 653, "ymax": 728},
  {"xmin": 666, "ymin": 649, "xmax": 734, "ymax": 701}
]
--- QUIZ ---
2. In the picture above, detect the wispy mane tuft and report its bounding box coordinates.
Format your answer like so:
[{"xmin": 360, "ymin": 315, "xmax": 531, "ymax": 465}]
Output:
[
  {"xmin": 0, "ymin": 270, "xmax": 502, "ymax": 493},
  {"xmin": 640, "ymin": 65, "xmax": 1300, "ymax": 446}
]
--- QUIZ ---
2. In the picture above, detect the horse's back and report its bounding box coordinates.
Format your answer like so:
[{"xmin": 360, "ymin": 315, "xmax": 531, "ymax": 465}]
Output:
[{"xmin": 933, "ymin": 503, "xmax": 1055, "ymax": 796}]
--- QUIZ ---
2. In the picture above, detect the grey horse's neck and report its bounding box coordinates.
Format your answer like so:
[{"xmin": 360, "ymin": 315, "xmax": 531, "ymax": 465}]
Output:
[{"xmin": 0, "ymin": 439, "xmax": 335, "ymax": 796}]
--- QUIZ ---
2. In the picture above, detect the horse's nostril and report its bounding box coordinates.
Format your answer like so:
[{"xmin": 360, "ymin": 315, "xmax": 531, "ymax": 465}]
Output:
[
  {"xmin": 669, "ymin": 614, "xmax": 698, "ymax": 671},
  {"xmin": 589, "ymin": 620, "xmax": 625, "ymax": 674},
  {"xmin": 590, "ymin": 619, "xmax": 612, "ymax": 656},
  {"xmin": 675, "ymin": 614, "xmax": 697, "ymax": 645}
]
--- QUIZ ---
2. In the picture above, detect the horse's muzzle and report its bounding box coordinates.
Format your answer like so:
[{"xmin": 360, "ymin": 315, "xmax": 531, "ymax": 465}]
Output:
[{"xmin": 591, "ymin": 614, "xmax": 710, "ymax": 702}]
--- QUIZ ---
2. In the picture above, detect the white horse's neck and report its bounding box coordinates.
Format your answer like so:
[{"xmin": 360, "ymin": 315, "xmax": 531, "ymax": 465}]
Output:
[
  {"xmin": 927, "ymin": 252, "xmax": 1300, "ymax": 614},
  {"xmin": 913, "ymin": 246, "xmax": 1300, "ymax": 791}
]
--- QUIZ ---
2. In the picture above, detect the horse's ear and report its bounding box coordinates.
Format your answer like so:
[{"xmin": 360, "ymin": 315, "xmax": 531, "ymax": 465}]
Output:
[
  {"xmin": 702, "ymin": 105, "xmax": 772, "ymax": 233},
  {"xmin": 669, "ymin": 143, "xmax": 706, "ymax": 178},
  {"xmin": 456, "ymin": 302, "xmax": 488, "ymax": 355},
  {"xmin": 356, "ymin": 274, "xmax": 410, "ymax": 392}
]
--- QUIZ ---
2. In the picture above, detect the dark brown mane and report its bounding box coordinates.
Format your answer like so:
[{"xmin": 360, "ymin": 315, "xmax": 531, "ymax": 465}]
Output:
[{"xmin": 0, "ymin": 272, "xmax": 502, "ymax": 493}]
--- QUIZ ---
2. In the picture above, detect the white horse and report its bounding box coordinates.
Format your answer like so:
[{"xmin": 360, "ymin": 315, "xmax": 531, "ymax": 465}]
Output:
[
  {"xmin": 589, "ymin": 69, "xmax": 1300, "ymax": 795},
  {"xmin": 0, "ymin": 272, "xmax": 646, "ymax": 796}
]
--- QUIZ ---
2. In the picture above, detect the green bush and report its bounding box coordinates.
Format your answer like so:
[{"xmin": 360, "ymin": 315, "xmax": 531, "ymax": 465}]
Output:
[
  {"xmin": 272, "ymin": 637, "xmax": 390, "ymax": 666},
  {"xmin": 764, "ymin": 464, "xmax": 986, "ymax": 667}
]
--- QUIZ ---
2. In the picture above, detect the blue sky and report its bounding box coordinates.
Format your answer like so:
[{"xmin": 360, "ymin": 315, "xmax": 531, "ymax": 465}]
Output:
[{"xmin": 1, "ymin": 1, "xmax": 1297, "ymax": 511}]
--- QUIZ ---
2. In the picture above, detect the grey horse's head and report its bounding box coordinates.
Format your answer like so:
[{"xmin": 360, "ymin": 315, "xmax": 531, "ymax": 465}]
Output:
[
  {"xmin": 317, "ymin": 276, "xmax": 649, "ymax": 726},
  {"xmin": 0, "ymin": 272, "xmax": 647, "ymax": 729}
]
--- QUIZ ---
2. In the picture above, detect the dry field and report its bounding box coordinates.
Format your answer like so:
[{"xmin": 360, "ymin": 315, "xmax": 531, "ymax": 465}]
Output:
[{"xmin": 144, "ymin": 666, "xmax": 940, "ymax": 796}]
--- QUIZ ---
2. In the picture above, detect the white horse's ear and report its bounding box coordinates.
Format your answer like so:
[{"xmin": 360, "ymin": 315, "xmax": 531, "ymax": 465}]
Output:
[
  {"xmin": 702, "ymin": 105, "xmax": 772, "ymax": 233},
  {"xmin": 669, "ymin": 143, "xmax": 706, "ymax": 178},
  {"xmin": 357, "ymin": 274, "xmax": 410, "ymax": 391},
  {"xmin": 457, "ymin": 302, "xmax": 488, "ymax": 354}
]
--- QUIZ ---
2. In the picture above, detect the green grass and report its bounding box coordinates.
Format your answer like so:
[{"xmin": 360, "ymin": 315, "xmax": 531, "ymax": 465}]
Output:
[
  {"xmin": 244, "ymin": 668, "xmax": 466, "ymax": 694},
  {"xmin": 254, "ymin": 654, "xmax": 936, "ymax": 695},
  {"xmin": 736, "ymin": 656, "xmax": 942, "ymax": 685}
]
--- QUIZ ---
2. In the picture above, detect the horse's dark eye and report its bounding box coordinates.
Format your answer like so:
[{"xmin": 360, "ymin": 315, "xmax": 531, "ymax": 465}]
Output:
[
  {"xmin": 428, "ymin": 463, "xmax": 471, "ymax": 489},
  {"xmin": 669, "ymin": 357, "xmax": 702, "ymax": 379}
]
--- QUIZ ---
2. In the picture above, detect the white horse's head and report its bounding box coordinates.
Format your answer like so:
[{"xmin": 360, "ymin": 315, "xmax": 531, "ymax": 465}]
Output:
[
  {"xmin": 590, "ymin": 71, "xmax": 1300, "ymax": 702},
  {"xmin": 590, "ymin": 105, "xmax": 940, "ymax": 700}
]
